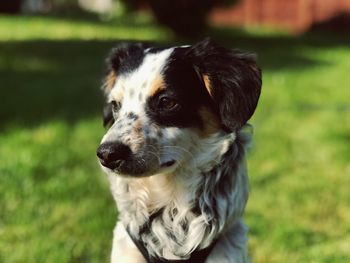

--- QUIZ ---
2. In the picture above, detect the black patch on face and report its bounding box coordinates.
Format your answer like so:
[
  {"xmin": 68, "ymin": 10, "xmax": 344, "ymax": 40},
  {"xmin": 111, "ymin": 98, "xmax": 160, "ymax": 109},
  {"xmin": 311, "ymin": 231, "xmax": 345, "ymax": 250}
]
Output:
[
  {"xmin": 146, "ymin": 48, "xmax": 214, "ymax": 128},
  {"xmin": 146, "ymin": 47, "xmax": 166, "ymax": 54},
  {"xmin": 107, "ymin": 42, "xmax": 148, "ymax": 76}
]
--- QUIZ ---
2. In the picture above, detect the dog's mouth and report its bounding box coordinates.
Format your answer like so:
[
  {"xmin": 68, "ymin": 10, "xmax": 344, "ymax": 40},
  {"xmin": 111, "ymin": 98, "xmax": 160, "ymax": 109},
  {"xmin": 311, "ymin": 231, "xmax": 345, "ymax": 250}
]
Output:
[
  {"xmin": 160, "ymin": 160, "xmax": 176, "ymax": 168},
  {"xmin": 102, "ymin": 159, "xmax": 178, "ymax": 177}
]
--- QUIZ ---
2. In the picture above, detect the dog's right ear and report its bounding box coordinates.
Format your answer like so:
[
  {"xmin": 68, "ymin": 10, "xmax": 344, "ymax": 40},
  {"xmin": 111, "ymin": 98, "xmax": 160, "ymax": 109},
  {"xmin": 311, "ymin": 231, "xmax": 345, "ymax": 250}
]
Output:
[
  {"xmin": 186, "ymin": 38, "xmax": 262, "ymax": 131},
  {"xmin": 102, "ymin": 42, "xmax": 149, "ymax": 127}
]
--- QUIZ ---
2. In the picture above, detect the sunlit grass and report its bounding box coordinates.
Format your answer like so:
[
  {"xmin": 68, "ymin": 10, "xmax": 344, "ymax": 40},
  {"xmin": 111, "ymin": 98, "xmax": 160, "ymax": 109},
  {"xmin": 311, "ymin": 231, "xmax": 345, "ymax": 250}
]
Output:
[
  {"xmin": 247, "ymin": 41, "xmax": 350, "ymax": 263},
  {"xmin": 0, "ymin": 15, "xmax": 349, "ymax": 263},
  {"xmin": 0, "ymin": 14, "xmax": 172, "ymax": 41}
]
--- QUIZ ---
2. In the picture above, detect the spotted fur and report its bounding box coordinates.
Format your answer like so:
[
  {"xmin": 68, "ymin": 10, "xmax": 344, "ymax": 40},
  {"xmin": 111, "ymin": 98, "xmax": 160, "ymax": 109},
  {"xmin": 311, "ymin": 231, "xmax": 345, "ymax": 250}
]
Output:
[{"xmin": 97, "ymin": 38, "xmax": 262, "ymax": 263}]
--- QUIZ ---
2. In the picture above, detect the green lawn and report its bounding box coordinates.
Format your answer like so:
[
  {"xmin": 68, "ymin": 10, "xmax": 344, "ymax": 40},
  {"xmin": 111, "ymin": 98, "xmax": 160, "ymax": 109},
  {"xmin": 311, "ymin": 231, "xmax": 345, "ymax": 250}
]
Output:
[{"xmin": 1, "ymin": 15, "xmax": 349, "ymax": 263}]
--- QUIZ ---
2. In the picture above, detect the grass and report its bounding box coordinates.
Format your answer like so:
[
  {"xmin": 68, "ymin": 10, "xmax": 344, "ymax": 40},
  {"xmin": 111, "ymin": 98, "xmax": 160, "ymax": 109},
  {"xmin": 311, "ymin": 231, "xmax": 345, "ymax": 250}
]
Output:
[
  {"xmin": 0, "ymin": 14, "xmax": 171, "ymax": 41},
  {"xmin": 1, "ymin": 14, "xmax": 349, "ymax": 263}
]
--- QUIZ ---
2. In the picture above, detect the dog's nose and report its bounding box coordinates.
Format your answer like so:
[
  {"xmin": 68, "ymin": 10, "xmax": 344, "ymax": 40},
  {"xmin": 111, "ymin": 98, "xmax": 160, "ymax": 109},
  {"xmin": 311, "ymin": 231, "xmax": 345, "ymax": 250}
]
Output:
[{"xmin": 97, "ymin": 142, "xmax": 131, "ymax": 170}]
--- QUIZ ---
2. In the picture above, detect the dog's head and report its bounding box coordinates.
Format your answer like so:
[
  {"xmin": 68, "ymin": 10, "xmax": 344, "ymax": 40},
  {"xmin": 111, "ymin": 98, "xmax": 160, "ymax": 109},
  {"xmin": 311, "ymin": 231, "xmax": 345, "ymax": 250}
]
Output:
[{"xmin": 97, "ymin": 38, "xmax": 261, "ymax": 177}]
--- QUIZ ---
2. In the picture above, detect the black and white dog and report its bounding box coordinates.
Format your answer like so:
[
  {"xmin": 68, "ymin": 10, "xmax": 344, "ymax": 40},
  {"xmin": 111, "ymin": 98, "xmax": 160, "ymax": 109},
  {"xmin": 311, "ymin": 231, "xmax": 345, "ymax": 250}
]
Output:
[{"xmin": 97, "ymin": 38, "xmax": 262, "ymax": 263}]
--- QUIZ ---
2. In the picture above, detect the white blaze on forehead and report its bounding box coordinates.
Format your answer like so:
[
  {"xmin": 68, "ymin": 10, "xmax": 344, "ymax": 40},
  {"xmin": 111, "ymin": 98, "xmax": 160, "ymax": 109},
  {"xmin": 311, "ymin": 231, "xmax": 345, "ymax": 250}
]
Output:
[{"xmin": 110, "ymin": 48, "xmax": 174, "ymax": 115}]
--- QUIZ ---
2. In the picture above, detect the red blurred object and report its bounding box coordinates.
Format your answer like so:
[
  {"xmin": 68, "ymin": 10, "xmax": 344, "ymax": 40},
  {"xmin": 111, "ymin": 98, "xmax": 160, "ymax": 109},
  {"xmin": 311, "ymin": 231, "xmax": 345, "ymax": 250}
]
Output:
[{"xmin": 210, "ymin": 0, "xmax": 350, "ymax": 33}]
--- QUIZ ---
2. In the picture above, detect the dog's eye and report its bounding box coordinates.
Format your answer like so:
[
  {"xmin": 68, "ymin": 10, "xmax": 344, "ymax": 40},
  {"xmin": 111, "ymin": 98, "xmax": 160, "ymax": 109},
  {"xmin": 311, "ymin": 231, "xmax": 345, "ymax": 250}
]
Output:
[
  {"xmin": 111, "ymin": 100, "xmax": 121, "ymax": 112},
  {"xmin": 158, "ymin": 97, "xmax": 178, "ymax": 111}
]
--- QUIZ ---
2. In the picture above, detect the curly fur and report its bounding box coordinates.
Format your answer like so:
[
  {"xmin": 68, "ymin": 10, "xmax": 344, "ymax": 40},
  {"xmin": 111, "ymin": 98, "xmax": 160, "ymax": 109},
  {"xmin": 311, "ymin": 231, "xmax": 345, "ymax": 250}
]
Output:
[
  {"xmin": 106, "ymin": 127, "xmax": 251, "ymax": 262},
  {"xmin": 97, "ymin": 39, "xmax": 261, "ymax": 263}
]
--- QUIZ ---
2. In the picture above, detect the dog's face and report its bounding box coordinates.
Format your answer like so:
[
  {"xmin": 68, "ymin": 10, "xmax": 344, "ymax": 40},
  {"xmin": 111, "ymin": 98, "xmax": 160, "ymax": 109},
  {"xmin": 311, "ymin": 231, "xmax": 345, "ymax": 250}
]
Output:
[{"xmin": 97, "ymin": 39, "xmax": 261, "ymax": 177}]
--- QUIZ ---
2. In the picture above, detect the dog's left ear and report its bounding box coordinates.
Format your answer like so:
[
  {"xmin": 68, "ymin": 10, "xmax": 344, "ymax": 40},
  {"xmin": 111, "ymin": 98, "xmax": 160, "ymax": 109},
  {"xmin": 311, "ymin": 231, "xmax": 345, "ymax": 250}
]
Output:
[
  {"xmin": 101, "ymin": 42, "xmax": 150, "ymax": 127},
  {"xmin": 187, "ymin": 38, "xmax": 262, "ymax": 131}
]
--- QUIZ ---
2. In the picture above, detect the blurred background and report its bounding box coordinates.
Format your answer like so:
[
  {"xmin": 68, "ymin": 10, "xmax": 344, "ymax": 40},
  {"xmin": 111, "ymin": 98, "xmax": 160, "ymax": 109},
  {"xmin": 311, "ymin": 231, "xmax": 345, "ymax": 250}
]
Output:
[{"xmin": 0, "ymin": 0, "xmax": 349, "ymax": 262}]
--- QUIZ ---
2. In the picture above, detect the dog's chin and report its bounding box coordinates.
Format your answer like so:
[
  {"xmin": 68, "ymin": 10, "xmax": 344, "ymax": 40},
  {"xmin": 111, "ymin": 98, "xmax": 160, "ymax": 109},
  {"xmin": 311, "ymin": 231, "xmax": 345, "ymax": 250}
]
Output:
[{"xmin": 102, "ymin": 160, "xmax": 178, "ymax": 178}]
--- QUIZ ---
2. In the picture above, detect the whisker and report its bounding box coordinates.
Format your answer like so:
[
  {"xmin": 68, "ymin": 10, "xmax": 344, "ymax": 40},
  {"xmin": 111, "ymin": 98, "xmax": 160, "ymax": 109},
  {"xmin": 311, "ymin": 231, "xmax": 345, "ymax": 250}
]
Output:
[{"xmin": 148, "ymin": 150, "xmax": 161, "ymax": 164}]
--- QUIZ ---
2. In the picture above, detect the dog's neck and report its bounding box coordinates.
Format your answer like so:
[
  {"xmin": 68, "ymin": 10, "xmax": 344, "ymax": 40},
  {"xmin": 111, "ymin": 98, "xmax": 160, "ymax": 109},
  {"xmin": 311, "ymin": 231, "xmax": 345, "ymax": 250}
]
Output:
[{"xmin": 108, "ymin": 128, "xmax": 251, "ymax": 260}]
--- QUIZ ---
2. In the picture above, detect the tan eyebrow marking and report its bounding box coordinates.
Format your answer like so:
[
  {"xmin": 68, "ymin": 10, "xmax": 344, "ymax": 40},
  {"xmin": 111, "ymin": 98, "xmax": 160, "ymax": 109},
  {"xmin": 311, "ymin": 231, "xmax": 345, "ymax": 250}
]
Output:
[
  {"xmin": 104, "ymin": 70, "xmax": 117, "ymax": 94},
  {"xmin": 148, "ymin": 75, "xmax": 166, "ymax": 97}
]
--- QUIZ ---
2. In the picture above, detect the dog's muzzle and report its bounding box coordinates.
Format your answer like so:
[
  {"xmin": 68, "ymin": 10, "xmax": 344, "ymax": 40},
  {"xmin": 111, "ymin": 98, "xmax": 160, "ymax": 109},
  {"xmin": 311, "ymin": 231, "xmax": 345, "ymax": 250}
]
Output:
[{"xmin": 97, "ymin": 141, "xmax": 178, "ymax": 176}]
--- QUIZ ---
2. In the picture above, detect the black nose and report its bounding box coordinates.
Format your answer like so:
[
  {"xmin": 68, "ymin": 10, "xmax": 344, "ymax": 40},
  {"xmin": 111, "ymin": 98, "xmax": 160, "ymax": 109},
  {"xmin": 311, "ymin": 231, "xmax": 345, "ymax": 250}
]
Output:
[{"xmin": 97, "ymin": 142, "xmax": 132, "ymax": 170}]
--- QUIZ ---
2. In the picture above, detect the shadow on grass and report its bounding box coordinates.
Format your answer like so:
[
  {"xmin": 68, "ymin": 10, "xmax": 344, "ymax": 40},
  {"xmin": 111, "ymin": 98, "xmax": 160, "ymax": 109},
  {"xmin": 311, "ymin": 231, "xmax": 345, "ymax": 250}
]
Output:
[
  {"xmin": 0, "ymin": 40, "xmax": 113, "ymax": 130},
  {"xmin": 208, "ymin": 27, "xmax": 350, "ymax": 70},
  {"xmin": 1, "ymin": 30, "xmax": 350, "ymax": 130}
]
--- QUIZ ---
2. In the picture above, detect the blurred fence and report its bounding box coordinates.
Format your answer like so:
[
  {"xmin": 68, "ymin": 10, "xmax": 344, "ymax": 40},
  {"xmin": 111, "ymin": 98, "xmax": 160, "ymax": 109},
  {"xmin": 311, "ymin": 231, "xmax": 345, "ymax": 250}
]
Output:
[{"xmin": 210, "ymin": 0, "xmax": 350, "ymax": 32}]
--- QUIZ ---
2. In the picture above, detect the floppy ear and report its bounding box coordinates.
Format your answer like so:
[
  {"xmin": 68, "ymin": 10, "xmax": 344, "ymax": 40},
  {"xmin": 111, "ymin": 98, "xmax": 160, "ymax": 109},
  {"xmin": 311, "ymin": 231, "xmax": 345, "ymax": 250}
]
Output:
[
  {"xmin": 187, "ymin": 38, "xmax": 262, "ymax": 131},
  {"xmin": 101, "ymin": 42, "xmax": 149, "ymax": 127}
]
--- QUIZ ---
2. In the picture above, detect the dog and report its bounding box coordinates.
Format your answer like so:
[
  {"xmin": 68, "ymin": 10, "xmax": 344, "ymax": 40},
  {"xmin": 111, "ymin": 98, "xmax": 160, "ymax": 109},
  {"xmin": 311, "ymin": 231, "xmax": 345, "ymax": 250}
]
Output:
[{"xmin": 97, "ymin": 38, "xmax": 262, "ymax": 263}]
